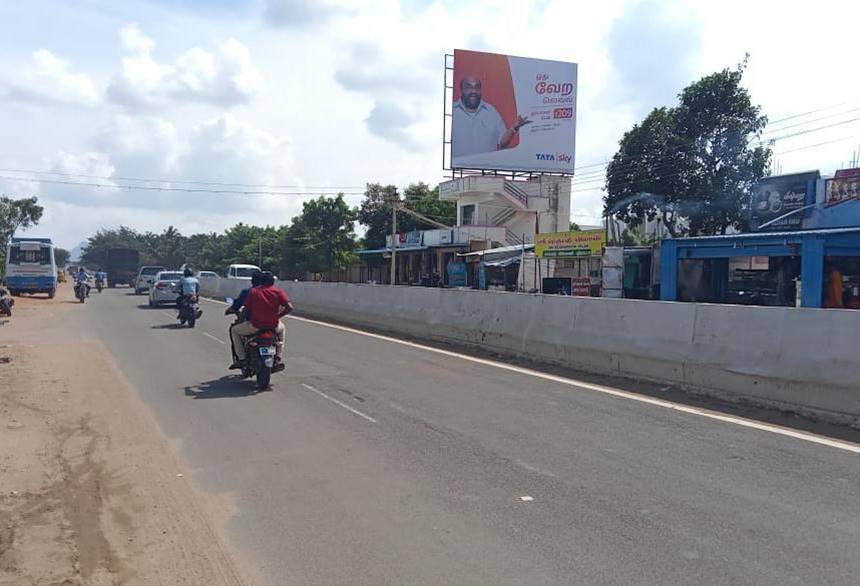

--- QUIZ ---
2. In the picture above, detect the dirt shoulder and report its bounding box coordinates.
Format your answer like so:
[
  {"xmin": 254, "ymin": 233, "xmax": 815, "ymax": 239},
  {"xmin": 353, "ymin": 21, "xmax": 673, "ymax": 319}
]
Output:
[{"xmin": 0, "ymin": 285, "xmax": 246, "ymax": 585}]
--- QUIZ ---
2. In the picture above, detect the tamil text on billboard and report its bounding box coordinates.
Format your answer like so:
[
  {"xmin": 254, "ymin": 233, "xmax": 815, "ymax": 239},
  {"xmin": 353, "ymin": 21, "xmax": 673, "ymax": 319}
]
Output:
[
  {"xmin": 750, "ymin": 171, "xmax": 818, "ymax": 231},
  {"xmin": 535, "ymin": 230, "xmax": 605, "ymax": 258},
  {"xmin": 451, "ymin": 49, "xmax": 577, "ymax": 173}
]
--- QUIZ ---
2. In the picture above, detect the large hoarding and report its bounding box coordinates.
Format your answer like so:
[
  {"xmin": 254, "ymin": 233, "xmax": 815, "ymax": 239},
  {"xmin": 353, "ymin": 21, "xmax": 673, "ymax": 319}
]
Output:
[
  {"xmin": 749, "ymin": 171, "xmax": 818, "ymax": 231},
  {"xmin": 451, "ymin": 49, "xmax": 577, "ymax": 174}
]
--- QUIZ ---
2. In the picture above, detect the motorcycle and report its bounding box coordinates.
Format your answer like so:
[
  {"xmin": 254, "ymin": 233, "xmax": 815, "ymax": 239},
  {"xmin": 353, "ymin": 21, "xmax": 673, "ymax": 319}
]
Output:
[
  {"xmin": 225, "ymin": 298, "xmax": 282, "ymax": 390},
  {"xmin": 176, "ymin": 294, "xmax": 202, "ymax": 328},
  {"xmin": 95, "ymin": 277, "xmax": 104, "ymax": 293},
  {"xmin": 0, "ymin": 294, "xmax": 13, "ymax": 317},
  {"xmin": 74, "ymin": 281, "xmax": 88, "ymax": 303}
]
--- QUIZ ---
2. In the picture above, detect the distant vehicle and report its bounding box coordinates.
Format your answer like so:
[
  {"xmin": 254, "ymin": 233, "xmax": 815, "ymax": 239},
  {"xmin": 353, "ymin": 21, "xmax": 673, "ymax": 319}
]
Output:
[
  {"xmin": 4, "ymin": 237, "xmax": 57, "ymax": 298},
  {"xmin": 0, "ymin": 290, "xmax": 13, "ymax": 316},
  {"xmin": 106, "ymin": 248, "xmax": 140, "ymax": 288},
  {"xmin": 74, "ymin": 279, "xmax": 88, "ymax": 303},
  {"xmin": 148, "ymin": 271, "xmax": 183, "ymax": 307},
  {"xmin": 134, "ymin": 266, "xmax": 165, "ymax": 294},
  {"xmin": 177, "ymin": 294, "xmax": 202, "ymax": 328},
  {"xmin": 226, "ymin": 264, "xmax": 261, "ymax": 280}
]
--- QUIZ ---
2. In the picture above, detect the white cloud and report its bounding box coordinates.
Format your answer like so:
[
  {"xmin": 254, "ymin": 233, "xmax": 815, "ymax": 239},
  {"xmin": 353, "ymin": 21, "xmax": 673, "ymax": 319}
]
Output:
[
  {"xmin": 0, "ymin": 49, "xmax": 99, "ymax": 106},
  {"xmin": 365, "ymin": 100, "xmax": 421, "ymax": 151},
  {"xmin": 107, "ymin": 24, "xmax": 263, "ymax": 109},
  {"xmin": 263, "ymin": 0, "xmax": 349, "ymax": 28},
  {"xmin": 605, "ymin": 1, "xmax": 702, "ymax": 113}
]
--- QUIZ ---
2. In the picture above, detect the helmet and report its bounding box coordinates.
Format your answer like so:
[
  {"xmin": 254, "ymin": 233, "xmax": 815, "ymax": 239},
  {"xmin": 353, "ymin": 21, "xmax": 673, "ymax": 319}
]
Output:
[
  {"xmin": 184, "ymin": 267, "xmax": 193, "ymax": 277},
  {"xmin": 250, "ymin": 270, "xmax": 265, "ymax": 287},
  {"xmin": 259, "ymin": 271, "xmax": 275, "ymax": 286}
]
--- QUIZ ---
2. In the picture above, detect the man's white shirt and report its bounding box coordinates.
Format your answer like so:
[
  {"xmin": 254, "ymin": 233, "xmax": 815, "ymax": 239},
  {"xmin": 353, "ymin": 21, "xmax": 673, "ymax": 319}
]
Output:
[{"xmin": 451, "ymin": 100, "xmax": 507, "ymax": 158}]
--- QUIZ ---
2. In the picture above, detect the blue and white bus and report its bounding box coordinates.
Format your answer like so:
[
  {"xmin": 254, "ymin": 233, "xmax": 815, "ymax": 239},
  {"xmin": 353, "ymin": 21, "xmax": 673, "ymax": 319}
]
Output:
[{"xmin": 4, "ymin": 237, "xmax": 58, "ymax": 298}]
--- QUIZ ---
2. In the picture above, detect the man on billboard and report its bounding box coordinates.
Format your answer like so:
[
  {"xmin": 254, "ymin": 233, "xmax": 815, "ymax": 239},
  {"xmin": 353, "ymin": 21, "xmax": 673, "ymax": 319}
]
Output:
[{"xmin": 452, "ymin": 76, "xmax": 531, "ymax": 158}]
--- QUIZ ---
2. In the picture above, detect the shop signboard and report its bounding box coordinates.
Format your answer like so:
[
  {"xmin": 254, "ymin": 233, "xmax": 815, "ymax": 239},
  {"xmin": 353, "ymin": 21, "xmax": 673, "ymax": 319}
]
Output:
[
  {"xmin": 750, "ymin": 171, "xmax": 818, "ymax": 230},
  {"xmin": 572, "ymin": 276, "xmax": 591, "ymax": 296},
  {"xmin": 535, "ymin": 229, "xmax": 605, "ymax": 258},
  {"xmin": 447, "ymin": 260, "xmax": 468, "ymax": 287},
  {"xmin": 826, "ymin": 174, "xmax": 860, "ymax": 206},
  {"xmin": 451, "ymin": 49, "xmax": 577, "ymax": 173}
]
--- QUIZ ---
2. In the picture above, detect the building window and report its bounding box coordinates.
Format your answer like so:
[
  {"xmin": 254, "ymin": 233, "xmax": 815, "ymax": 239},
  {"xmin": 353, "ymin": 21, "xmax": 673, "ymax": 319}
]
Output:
[{"xmin": 462, "ymin": 204, "xmax": 475, "ymax": 226}]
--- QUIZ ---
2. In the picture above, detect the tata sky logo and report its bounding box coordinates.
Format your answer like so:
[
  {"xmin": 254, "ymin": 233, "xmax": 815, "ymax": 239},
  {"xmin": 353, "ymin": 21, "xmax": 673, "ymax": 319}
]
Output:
[{"xmin": 536, "ymin": 153, "xmax": 572, "ymax": 163}]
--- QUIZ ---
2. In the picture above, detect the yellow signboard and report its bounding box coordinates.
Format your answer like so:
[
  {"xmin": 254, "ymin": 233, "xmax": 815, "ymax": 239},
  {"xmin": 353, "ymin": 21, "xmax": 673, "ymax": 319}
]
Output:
[{"xmin": 535, "ymin": 230, "xmax": 606, "ymax": 258}]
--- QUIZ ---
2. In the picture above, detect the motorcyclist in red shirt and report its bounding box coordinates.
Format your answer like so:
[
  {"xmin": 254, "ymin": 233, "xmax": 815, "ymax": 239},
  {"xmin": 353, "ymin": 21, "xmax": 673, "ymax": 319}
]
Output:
[{"xmin": 229, "ymin": 271, "xmax": 292, "ymax": 370}]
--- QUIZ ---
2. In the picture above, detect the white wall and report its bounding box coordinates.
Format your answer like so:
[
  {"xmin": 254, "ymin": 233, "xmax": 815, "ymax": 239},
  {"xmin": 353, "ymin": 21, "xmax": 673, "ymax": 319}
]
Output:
[{"xmin": 203, "ymin": 279, "xmax": 860, "ymax": 425}]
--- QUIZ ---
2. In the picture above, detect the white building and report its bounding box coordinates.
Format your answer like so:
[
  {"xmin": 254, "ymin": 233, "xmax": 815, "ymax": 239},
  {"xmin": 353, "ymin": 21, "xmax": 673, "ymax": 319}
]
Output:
[{"xmin": 438, "ymin": 175, "xmax": 572, "ymax": 245}]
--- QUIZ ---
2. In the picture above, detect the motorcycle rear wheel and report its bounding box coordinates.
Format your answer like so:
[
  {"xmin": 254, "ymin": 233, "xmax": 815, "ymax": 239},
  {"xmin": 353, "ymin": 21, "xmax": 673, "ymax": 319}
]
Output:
[{"xmin": 256, "ymin": 366, "xmax": 271, "ymax": 390}]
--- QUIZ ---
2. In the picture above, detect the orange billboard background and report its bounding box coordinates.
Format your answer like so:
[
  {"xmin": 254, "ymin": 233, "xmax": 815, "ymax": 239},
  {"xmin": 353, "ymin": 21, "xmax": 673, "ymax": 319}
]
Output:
[{"xmin": 452, "ymin": 49, "xmax": 520, "ymax": 149}]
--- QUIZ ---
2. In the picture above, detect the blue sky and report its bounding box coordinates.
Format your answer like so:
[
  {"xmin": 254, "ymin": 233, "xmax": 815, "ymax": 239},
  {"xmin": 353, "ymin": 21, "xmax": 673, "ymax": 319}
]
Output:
[{"xmin": 2, "ymin": 0, "xmax": 860, "ymax": 248}]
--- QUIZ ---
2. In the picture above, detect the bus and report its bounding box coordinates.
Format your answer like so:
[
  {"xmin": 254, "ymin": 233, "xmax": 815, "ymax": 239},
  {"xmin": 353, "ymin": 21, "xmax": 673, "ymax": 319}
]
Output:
[{"xmin": 4, "ymin": 237, "xmax": 58, "ymax": 298}]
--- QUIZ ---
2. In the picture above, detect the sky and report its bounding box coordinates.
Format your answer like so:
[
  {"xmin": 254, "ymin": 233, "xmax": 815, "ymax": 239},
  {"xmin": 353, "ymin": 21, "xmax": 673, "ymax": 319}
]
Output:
[{"xmin": 2, "ymin": 0, "xmax": 860, "ymax": 249}]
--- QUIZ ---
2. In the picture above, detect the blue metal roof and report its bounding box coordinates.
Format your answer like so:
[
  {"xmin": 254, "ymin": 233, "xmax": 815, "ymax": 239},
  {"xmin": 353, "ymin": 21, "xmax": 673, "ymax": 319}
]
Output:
[{"xmin": 665, "ymin": 226, "xmax": 860, "ymax": 242}]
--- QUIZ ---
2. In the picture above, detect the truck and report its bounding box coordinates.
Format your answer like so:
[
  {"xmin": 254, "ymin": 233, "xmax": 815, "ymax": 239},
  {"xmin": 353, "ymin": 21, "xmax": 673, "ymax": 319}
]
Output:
[{"xmin": 106, "ymin": 248, "xmax": 140, "ymax": 288}]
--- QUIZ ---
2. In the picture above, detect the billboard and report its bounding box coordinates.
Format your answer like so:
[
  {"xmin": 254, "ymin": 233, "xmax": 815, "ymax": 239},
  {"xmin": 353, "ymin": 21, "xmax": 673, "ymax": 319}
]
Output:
[
  {"xmin": 826, "ymin": 171, "xmax": 860, "ymax": 206},
  {"xmin": 749, "ymin": 171, "xmax": 818, "ymax": 231},
  {"xmin": 535, "ymin": 230, "xmax": 605, "ymax": 258},
  {"xmin": 451, "ymin": 49, "xmax": 577, "ymax": 173}
]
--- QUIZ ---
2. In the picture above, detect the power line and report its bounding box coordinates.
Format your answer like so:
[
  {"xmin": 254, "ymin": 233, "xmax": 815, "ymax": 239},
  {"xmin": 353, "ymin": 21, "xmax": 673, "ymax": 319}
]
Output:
[
  {"xmin": 0, "ymin": 175, "xmax": 367, "ymax": 196},
  {"xmin": 0, "ymin": 167, "xmax": 365, "ymax": 191}
]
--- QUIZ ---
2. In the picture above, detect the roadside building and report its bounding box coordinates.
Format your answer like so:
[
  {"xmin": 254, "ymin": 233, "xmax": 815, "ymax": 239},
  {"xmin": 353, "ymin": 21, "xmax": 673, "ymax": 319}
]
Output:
[{"xmin": 661, "ymin": 169, "xmax": 860, "ymax": 308}]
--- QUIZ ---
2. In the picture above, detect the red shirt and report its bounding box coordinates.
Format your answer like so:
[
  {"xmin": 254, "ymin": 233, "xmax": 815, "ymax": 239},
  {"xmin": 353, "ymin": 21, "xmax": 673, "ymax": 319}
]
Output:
[{"xmin": 244, "ymin": 285, "xmax": 290, "ymax": 329}]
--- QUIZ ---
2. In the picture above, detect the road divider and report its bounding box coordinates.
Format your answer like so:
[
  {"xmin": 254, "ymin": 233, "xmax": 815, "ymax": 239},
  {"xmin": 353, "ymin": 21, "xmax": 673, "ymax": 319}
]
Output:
[{"xmin": 200, "ymin": 280, "xmax": 860, "ymax": 428}]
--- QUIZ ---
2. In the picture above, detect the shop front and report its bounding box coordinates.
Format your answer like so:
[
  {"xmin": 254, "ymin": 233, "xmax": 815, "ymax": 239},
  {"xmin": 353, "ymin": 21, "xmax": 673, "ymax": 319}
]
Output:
[{"xmin": 660, "ymin": 227, "xmax": 860, "ymax": 308}]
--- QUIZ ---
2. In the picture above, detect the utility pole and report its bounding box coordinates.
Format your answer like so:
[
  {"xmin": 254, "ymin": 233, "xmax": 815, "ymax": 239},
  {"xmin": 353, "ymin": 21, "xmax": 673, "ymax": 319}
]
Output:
[
  {"xmin": 258, "ymin": 235, "xmax": 262, "ymax": 268},
  {"xmin": 390, "ymin": 201, "xmax": 398, "ymax": 285},
  {"xmin": 385, "ymin": 189, "xmax": 400, "ymax": 286}
]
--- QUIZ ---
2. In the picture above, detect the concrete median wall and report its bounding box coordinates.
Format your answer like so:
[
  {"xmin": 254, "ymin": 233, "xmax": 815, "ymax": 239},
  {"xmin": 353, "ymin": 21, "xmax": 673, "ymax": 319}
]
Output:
[{"xmin": 202, "ymin": 279, "xmax": 860, "ymax": 425}]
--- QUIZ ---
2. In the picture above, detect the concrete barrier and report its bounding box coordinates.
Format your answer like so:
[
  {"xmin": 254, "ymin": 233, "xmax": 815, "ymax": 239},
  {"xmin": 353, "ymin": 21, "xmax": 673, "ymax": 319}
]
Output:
[{"xmin": 206, "ymin": 279, "xmax": 860, "ymax": 425}]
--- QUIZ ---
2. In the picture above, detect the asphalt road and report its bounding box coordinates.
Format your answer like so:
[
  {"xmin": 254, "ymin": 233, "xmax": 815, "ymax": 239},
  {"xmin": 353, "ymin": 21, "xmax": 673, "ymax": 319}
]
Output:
[{"xmin": 75, "ymin": 288, "xmax": 860, "ymax": 585}]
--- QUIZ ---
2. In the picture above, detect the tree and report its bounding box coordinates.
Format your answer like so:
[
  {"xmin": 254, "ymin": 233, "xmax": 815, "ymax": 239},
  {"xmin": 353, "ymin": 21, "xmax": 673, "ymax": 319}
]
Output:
[
  {"xmin": 569, "ymin": 221, "xmax": 580, "ymax": 231},
  {"xmin": 357, "ymin": 182, "xmax": 456, "ymax": 249},
  {"xmin": 81, "ymin": 226, "xmax": 149, "ymax": 268},
  {"xmin": 0, "ymin": 196, "xmax": 44, "ymax": 252},
  {"xmin": 281, "ymin": 195, "xmax": 357, "ymax": 278},
  {"xmin": 357, "ymin": 183, "xmax": 399, "ymax": 249},
  {"xmin": 54, "ymin": 248, "xmax": 70, "ymax": 268},
  {"xmin": 604, "ymin": 59, "xmax": 771, "ymax": 236}
]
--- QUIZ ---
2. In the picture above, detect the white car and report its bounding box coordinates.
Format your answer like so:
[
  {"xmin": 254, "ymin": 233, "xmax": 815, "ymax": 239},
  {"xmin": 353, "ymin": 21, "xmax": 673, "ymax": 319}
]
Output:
[
  {"xmin": 226, "ymin": 264, "xmax": 261, "ymax": 280},
  {"xmin": 134, "ymin": 266, "xmax": 165, "ymax": 294},
  {"xmin": 148, "ymin": 271, "xmax": 183, "ymax": 307},
  {"xmin": 197, "ymin": 270, "xmax": 219, "ymax": 280}
]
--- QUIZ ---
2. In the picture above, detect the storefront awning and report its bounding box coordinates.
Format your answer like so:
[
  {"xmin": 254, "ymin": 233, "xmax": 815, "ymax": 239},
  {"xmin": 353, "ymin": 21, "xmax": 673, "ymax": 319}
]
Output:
[{"xmin": 482, "ymin": 256, "xmax": 521, "ymax": 268}]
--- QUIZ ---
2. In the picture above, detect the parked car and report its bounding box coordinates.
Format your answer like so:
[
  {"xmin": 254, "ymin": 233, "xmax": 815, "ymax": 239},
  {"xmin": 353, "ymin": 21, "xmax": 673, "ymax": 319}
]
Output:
[
  {"xmin": 134, "ymin": 266, "xmax": 165, "ymax": 294},
  {"xmin": 226, "ymin": 264, "xmax": 261, "ymax": 280},
  {"xmin": 148, "ymin": 271, "xmax": 183, "ymax": 307}
]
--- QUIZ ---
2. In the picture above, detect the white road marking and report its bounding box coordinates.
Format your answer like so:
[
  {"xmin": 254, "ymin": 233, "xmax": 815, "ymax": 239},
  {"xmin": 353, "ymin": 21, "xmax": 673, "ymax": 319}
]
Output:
[
  {"xmin": 519, "ymin": 496, "xmax": 534, "ymax": 502},
  {"xmin": 301, "ymin": 383, "xmax": 378, "ymax": 424},
  {"xmin": 198, "ymin": 297, "xmax": 860, "ymax": 454},
  {"xmin": 203, "ymin": 332, "xmax": 226, "ymax": 345},
  {"xmin": 286, "ymin": 315, "xmax": 860, "ymax": 455}
]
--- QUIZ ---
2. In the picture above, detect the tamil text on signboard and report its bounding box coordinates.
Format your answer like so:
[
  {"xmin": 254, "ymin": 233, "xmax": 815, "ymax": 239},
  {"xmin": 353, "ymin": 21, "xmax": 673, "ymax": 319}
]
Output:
[
  {"xmin": 750, "ymin": 171, "xmax": 818, "ymax": 230},
  {"xmin": 450, "ymin": 49, "xmax": 577, "ymax": 174},
  {"xmin": 535, "ymin": 230, "xmax": 605, "ymax": 258}
]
